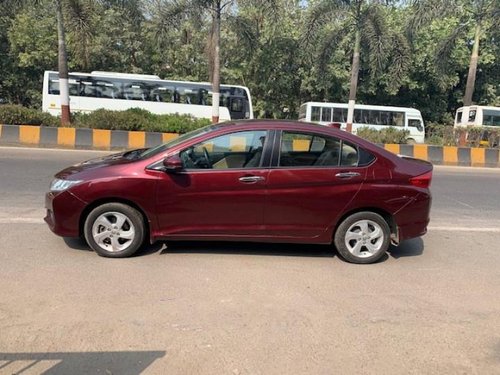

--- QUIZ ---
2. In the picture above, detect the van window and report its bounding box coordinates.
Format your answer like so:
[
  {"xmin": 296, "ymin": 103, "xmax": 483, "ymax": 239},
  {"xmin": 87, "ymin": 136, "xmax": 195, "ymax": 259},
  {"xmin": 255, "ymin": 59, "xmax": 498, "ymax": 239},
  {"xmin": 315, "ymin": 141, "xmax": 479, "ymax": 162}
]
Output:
[
  {"xmin": 483, "ymin": 110, "xmax": 500, "ymax": 126},
  {"xmin": 408, "ymin": 119, "xmax": 423, "ymax": 130},
  {"xmin": 468, "ymin": 110, "xmax": 476, "ymax": 122}
]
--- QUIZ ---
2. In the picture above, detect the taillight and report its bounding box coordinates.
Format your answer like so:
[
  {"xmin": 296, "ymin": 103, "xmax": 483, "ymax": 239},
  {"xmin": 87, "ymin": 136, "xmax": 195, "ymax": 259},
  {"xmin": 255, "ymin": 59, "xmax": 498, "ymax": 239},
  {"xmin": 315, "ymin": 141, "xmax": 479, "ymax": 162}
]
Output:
[{"xmin": 409, "ymin": 171, "xmax": 432, "ymax": 188}]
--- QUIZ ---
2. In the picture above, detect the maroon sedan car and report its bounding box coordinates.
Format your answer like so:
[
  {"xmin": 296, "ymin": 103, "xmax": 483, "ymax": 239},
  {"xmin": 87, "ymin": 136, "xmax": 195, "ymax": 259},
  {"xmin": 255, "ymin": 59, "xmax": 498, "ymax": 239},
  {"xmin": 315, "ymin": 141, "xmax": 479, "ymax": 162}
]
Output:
[{"xmin": 45, "ymin": 120, "xmax": 432, "ymax": 264}]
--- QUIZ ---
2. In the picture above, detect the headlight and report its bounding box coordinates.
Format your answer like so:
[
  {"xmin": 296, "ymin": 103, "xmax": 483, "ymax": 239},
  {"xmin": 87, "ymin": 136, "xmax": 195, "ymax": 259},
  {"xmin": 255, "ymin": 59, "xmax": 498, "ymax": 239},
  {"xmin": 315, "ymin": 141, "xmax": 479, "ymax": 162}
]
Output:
[{"xmin": 50, "ymin": 178, "xmax": 83, "ymax": 192}]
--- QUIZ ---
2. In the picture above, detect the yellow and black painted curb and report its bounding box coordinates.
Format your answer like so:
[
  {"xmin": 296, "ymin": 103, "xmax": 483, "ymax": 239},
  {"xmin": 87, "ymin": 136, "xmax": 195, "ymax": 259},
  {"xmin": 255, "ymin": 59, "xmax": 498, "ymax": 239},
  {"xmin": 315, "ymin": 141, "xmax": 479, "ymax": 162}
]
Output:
[
  {"xmin": 383, "ymin": 143, "xmax": 500, "ymax": 168},
  {"xmin": 1, "ymin": 124, "xmax": 499, "ymax": 167},
  {"xmin": 0, "ymin": 124, "xmax": 178, "ymax": 150}
]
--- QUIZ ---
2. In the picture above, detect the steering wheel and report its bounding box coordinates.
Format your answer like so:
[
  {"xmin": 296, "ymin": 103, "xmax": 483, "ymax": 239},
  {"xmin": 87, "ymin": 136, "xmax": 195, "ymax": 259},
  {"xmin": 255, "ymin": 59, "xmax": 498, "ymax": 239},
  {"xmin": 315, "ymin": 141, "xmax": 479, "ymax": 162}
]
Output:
[{"xmin": 202, "ymin": 147, "xmax": 212, "ymax": 168}]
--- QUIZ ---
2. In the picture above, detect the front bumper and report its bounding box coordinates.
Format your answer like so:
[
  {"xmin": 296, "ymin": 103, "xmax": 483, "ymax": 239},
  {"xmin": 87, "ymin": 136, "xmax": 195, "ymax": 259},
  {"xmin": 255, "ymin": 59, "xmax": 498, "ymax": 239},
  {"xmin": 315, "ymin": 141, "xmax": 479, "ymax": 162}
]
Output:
[{"xmin": 45, "ymin": 190, "xmax": 87, "ymax": 238}]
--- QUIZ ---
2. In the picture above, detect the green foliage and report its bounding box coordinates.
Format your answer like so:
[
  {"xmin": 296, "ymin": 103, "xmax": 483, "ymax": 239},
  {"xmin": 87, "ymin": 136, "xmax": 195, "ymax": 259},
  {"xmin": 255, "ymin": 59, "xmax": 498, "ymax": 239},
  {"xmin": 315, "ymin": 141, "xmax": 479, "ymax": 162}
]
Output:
[
  {"xmin": 356, "ymin": 127, "xmax": 410, "ymax": 144},
  {"xmin": 426, "ymin": 123, "xmax": 457, "ymax": 146},
  {"xmin": 0, "ymin": 0, "xmax": 498, "ymax": 123},
  {"xmin": 425, "ymin": 123, "xmax": 500, "ymax": 148},
  {"xmin": 0, "ymin": 104, "xmax": 59, "ymax": 126},
  {"xmin": 0, "ymin": 105, "xmax": 210, "ymax": 133},
  {"xmin": 73, "ymin": 108, "xmax": 211, "ymax": 133},
  {"xmin": 463, "ymin": 126, "xmax": 500, "ymax": 148}
]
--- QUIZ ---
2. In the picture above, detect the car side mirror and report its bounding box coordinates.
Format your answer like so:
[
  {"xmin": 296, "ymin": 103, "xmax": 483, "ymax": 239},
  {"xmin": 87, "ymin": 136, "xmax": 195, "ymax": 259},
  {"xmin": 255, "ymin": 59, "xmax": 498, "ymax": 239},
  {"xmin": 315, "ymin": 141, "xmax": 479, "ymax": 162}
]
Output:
[
  {"xmin": 417, "ymin": 124, "xmax": 424, "ymax": 132},
  {"xmin": 163, "ymin": 155, "xmax": 183, "ymax": 173}
]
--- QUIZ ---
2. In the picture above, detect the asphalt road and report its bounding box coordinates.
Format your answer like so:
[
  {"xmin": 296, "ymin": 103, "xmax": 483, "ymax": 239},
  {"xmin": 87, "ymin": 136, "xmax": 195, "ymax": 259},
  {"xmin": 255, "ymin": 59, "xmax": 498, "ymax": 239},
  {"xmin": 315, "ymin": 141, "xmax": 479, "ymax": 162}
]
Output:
[{"xmin": 0, "ymin": 147, "xmax": 499, "ymax": 374}]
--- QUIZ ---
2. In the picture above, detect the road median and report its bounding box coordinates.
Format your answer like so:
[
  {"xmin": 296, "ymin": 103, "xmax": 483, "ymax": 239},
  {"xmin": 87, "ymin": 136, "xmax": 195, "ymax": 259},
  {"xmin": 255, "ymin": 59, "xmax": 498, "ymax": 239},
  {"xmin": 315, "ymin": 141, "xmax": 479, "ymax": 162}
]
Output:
[{"xmin": 1, "ymin": 123, "xmax": 499, "ymax": 167}]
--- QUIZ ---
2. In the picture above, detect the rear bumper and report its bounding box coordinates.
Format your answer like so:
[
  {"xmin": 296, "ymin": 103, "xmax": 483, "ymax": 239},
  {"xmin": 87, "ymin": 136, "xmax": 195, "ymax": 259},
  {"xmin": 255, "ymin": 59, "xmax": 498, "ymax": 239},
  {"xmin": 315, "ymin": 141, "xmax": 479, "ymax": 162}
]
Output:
[
  {"xmin": 394, "ymin": 191, "xmax": 432, "ymax": 242},
  {"xmin": 45, "ymin": 190, "xmax": 87, "ymax": 237}
]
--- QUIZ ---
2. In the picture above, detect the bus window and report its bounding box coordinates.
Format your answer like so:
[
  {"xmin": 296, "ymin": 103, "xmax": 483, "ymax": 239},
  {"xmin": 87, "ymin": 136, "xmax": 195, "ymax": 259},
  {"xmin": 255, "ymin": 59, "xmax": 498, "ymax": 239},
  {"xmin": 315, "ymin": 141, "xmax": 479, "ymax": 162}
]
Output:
[
  {"xmin": 48, "ymin": 73, "xmax": 59, "ymax": 94},
  {"xmin": 94, "ymin": 80, "xmax": 118, "ymax": 99},
  {"xmin": 369, "ymin": 110, "xmax": 381, "ymax": 125},
  {"xmin": 68, "ymin": 78, "xmax": 80, "ymax": 96},
  {"xmin": 361, "ymin": 109, "xmax": 370, "ymax": 124},
  {"xmin": 311, "ymin": 106, "xmax": 321, "ymax": 122},
  {"xmin": 321, "ymin": 107, "xmax": 332, "ymax": 122},
  {"xmin": 379, "ymin": 111, "xmax": 390, "ymax": 125},
  {"xmin": 197, "ymin": 89, "xmax": 209, "ymax": 105},
  {"xmin": 332, "ymin": 108, "xmax": 346, "ymax": 122},
  {"xmin": 177, "ymin": 87, "xmax": 196, "ymax": 104},
  {"xmin": 123, "ymin": 81, "xmax": 149, "ymax": 101},
  {"xmin": 80, "ymin": 79, "xmax": 95, "ymax": 97},
  {"xmin": 151, "ymin": 85, "xmax": 175, "ymax": 102},
  {"xmin": 230, "ymin": 97, "xmax": 244, "ymax": 112},
  {"xmin": 456, "ymin": 110, "xmax": 463, "ymax": 124},
  {"xmin": 393, "ymin": 112, "xmax": 404, "ymax": 126},
  {"xmin": 354, "ymin": 109, "xmax": 362, "ymax": 123}
]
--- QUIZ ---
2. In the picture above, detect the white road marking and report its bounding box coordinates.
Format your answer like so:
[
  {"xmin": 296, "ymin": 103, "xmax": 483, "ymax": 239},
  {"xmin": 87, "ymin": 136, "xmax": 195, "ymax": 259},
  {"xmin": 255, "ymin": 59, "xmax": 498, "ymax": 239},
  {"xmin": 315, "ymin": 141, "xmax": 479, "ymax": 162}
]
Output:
[
  {"xmin": 0, "ymin": 218, "xmax": 44, "ymax": 224},
  {"xmin": 428, "ymin": 226, "xmax": 500, "ymax": 233},
  {"xmin": 442, "ymin": 195, "xmax": 474, "ymax": 209},
  {"xmin": 1, "ymin": 217, "xmax": 499, "ymax": 235}
]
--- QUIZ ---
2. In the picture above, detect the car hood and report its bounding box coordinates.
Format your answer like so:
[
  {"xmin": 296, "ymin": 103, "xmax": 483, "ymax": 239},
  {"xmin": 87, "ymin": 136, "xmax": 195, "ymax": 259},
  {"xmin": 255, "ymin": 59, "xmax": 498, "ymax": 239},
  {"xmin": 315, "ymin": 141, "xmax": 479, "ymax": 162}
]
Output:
[{"xmin": 55, "ymin": 148, "xmax": 148, "ymax": 180}]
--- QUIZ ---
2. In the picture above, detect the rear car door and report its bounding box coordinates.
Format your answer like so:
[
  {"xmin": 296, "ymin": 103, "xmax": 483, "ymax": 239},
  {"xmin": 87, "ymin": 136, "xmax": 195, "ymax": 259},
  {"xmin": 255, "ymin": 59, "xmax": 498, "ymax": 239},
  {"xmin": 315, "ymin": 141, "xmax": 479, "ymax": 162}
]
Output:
[{"xmin": 264, "ymin": 130, "xmax": 367, "ymax": 240}]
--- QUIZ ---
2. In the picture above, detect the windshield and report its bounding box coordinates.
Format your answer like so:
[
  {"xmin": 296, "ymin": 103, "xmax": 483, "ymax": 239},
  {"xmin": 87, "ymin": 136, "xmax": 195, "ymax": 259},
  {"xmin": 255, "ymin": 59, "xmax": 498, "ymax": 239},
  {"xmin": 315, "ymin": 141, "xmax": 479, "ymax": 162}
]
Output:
[{"xmin": 139, "ymin": 124, "xmax": 221, "ymax": 159}]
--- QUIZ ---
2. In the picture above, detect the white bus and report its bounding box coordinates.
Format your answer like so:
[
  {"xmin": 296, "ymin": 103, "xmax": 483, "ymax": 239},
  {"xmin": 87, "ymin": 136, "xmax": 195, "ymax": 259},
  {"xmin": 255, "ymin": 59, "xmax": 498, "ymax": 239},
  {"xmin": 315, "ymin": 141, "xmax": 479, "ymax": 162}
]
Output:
[
  {"xmin": 299, "ymin": 102, "xmax": 425, "ymax": 143},
  {"xmin": 454, "ymin": 106, "xmax": 500, "ymax": 128},
  {"xmin": 42, "ymin": 71, "xmax": 254, "ymax": 121}
]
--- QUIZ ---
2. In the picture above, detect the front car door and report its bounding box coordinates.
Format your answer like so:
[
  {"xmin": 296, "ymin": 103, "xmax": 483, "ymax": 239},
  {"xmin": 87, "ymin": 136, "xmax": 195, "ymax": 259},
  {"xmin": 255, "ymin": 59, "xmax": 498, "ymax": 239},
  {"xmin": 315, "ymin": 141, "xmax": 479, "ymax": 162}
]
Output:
[
  {"xmin": 264, "ymin": 130, "xmax": 368, "ymax": 242},
  {"xmin": 154, "ymin": 129, "xmax": 272, "ymax": 239}
]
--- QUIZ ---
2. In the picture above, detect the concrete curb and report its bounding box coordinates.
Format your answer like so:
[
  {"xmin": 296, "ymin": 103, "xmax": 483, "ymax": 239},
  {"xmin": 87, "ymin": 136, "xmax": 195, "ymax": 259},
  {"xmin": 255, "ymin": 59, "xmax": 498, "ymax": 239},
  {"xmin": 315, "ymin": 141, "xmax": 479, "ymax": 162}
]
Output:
[
  {"xmin": 383, "ymin": 143, "xmax": 500, "ymax": 168},
  {"xmin": 1, "ymin": 124, "xmax": 499, "ymax": 167},
  {"xmin": 0, "ymin": 124, "xmax": 178, "ymax": 150}
]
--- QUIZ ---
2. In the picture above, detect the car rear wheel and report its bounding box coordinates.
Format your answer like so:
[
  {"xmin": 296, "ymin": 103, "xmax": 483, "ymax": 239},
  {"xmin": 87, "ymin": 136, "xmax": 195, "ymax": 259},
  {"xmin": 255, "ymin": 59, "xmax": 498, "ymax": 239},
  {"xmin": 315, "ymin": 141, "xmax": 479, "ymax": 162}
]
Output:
[
  {"xmin": 334, "ymin": 212, "xmax": 390, "ymax": 264},
  {"xmin": 84, "ymin": 203, "xmax": 145, "ymax": 258}
]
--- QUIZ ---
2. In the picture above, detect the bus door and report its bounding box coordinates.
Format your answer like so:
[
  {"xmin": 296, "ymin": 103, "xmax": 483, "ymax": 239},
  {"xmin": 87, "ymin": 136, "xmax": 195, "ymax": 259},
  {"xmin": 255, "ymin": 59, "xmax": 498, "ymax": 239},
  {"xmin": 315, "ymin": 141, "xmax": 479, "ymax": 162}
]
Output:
[
  {"xmin": 227, "ymin": 95, "xmax": 247, "ymax": 120},
  {"xmin": 407, "ymin": 117, "xmax": 425, "ymax": 143}
]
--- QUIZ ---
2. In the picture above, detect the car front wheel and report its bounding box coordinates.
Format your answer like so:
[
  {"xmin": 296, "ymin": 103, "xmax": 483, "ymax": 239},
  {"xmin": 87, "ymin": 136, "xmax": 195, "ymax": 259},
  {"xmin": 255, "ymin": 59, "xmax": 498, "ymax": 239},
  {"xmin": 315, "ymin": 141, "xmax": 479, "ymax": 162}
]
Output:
[
  {"xmin": 334, "ymin": 212, "xmax": 390, "ymax": 264},
  {"xmin": 84, "ymin": 203, "xmax": 145, "ymax": 258}
]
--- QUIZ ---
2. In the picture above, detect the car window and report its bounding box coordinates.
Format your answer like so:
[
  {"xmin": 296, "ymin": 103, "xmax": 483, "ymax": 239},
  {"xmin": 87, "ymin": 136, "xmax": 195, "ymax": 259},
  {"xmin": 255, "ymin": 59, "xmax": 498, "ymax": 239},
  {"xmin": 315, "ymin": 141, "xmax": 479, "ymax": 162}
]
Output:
[
  {"xmin": 279, "ymin": 131, "xmax": 341, "ymax": 167},
  {"xmin": 180, "ymin": 130, "xmax": 267, "ymax": 170},
  {"xmin": 340, "ymin": 142, "xmax": 359, "ymax": 166}
]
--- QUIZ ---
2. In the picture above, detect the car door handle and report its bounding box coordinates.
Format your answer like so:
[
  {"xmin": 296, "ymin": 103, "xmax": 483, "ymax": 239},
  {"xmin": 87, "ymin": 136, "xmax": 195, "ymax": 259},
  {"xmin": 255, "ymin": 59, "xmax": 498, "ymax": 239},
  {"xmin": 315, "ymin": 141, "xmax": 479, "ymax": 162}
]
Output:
[
  {"xmin": 239, "ymin": 176, "xmax": 265, "ymax": 183},
  {"xmin": 335, "ymin": 172, "xmax": 361, "ymax": 179}
]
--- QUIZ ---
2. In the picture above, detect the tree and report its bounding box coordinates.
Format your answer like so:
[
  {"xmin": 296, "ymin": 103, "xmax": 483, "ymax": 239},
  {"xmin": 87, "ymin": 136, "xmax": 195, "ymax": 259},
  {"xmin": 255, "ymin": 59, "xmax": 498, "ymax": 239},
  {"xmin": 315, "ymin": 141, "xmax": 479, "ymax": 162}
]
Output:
[
  {"xmin": 408, "ymin": 0, "xmax": 500, "ymax": 106},
  {"xmin": 148, "ymin": 0, "xmax": 234, "ymax": 123},
  {"xmin": 304, "ymin": 0, "xmax": 410, "ymax": 132},
  {"xmin": 56, "ymin": 0, "xmax": 71, "ymax": 125},
  {"xmin": 225, "ymin": 0, "xmax": 303, "ymax": 118}
]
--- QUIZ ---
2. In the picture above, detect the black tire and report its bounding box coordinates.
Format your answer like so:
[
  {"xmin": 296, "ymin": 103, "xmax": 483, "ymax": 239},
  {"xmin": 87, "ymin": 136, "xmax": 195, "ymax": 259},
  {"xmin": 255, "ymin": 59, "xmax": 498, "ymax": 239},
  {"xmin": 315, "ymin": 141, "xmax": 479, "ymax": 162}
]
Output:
[
  {"xmin": 334, "ymin": 212, "xmax": 390, "ymax": 264},
  {"xmin": 84, "ymin": 203, "xmax": 145, "ymax": 258}
]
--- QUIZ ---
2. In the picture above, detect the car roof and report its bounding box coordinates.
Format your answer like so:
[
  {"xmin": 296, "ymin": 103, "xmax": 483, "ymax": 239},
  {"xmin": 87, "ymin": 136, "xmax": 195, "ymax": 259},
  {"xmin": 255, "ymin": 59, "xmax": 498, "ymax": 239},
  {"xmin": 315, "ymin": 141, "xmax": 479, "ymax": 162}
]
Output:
[
  {"xmin": 215, "ymin": 119, "xmax": 370, "ymax": 145},
  {"xmin": 217, "ymin": 119, "xmax": 335, "ymax": 132}
]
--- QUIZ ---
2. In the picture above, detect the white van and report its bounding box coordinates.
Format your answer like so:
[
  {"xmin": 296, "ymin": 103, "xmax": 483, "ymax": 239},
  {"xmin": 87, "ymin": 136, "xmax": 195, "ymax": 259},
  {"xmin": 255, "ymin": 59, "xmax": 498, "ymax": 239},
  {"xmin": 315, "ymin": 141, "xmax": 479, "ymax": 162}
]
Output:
[
  {"xmin": 299, "ymin": 102, "xmax": 425, "ymax": 143},
  {"xmin": 454, "ymin": 106, "xmax": 500, "ymax": 128}
]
